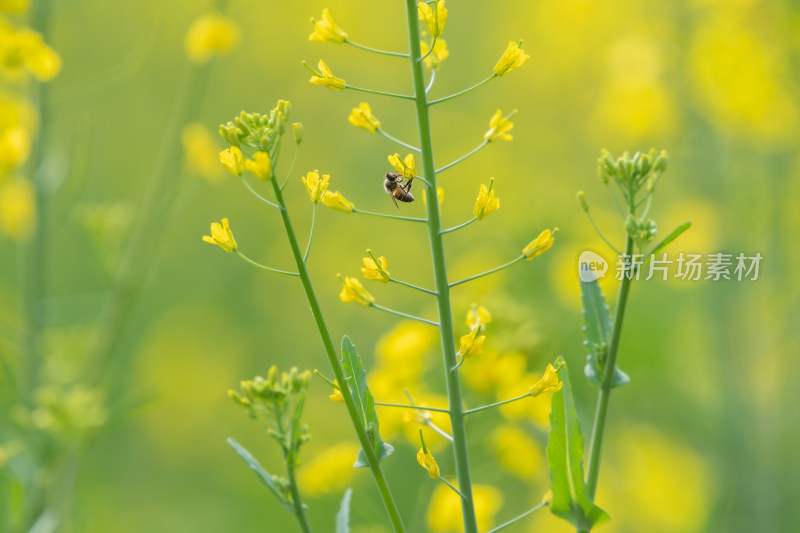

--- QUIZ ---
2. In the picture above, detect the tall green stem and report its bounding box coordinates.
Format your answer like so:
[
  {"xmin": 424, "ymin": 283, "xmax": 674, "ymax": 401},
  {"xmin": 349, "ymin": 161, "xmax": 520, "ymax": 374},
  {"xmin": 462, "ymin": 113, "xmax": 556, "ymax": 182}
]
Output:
[
  {"xmin": 286, "ymin": 461, "xmax": 312, "ymax": 533},
  {"xmin": 267, "ymin": 181, "xmax": 405, "ymax": 533},
  {"xmin": 585, "ymin": 235, "xmax": 634, "ymax": 498},
  {"xmin": 404, "ymin": 1, "xmax": 478, "ymax": 531}
]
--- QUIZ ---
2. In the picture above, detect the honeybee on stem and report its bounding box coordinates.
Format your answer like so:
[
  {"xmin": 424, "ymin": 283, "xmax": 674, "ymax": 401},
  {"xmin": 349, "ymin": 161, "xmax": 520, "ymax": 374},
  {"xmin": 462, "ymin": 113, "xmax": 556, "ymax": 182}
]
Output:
[{"xmin": 384, "ymin": 172, "xmax": 414, "ymax": 211}]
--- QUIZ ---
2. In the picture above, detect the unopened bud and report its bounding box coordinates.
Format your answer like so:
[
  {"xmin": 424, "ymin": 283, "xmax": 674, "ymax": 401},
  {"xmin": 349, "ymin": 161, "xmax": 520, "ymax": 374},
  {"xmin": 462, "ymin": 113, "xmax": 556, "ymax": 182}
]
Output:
[
  {"xmin": 577, "ymin": 190, "xmax": 589, "ymax": 212},
  {"xmin": 292, "ymin": 122, "xmax": 304, "ymax": 144}
]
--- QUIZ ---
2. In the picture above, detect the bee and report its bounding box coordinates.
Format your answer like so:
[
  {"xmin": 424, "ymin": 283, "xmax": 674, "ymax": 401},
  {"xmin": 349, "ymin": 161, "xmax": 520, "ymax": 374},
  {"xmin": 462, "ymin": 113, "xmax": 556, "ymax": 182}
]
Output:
[{"xmin": 383, "ymin": 172, "xmax": 414, "ymax": 210}]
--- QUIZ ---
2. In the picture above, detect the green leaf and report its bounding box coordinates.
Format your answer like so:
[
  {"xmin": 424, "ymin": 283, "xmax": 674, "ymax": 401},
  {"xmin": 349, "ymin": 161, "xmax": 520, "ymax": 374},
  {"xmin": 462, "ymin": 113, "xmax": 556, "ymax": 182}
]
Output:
[
  {"xmin": 227, "ymin": 438, "xmax": 294, "ymax": 512},
  {"xmin": 547, "ymin": 358, "xmax": 610, "ymax": 530},
  {"xmin": 341, "ymin": 335, "xmax": 394, "ymax": 468},
  {"xmin": 580, "ymin": 279, "xmax": 629, "ymax": 389},
  {"xmin": 643, "ymin": 221, "xmax": 691, "ymax": 262},
  {"xmin": 335, "ymin": 488, "xmax": 353, "ymax": 533}
]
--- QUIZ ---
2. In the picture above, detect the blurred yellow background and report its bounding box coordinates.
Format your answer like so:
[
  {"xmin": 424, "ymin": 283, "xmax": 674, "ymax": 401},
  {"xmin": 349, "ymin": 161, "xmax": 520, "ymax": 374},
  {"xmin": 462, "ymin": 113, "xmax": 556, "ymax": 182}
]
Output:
[{"xmin": 1, "ymin": 0, "xmax": 798, "ymax": 531}]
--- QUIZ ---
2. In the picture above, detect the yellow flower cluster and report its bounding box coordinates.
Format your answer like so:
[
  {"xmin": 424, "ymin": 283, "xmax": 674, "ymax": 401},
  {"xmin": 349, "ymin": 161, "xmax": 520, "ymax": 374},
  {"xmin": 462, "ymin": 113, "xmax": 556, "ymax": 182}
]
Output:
[
  {"xmin": 0, "ymin": 20, "xmax": 61, "ymax": 81},
  {"xmin": 306, "ymin": 59, "xmax": 346, "ymax": 91},
  {"xmin": 484, "ymin": 109, "xmax": 515, "ymax": 142},
  {"xmin": 418, "ymin": 1, "xmax": 448, "ymax": 37},
  {"xmin": 529, "ymin": 362, "xmax": 562, "ymax": 397},
  {"xmin": 308, "ymin": 8, "xmax": 348, "ymax": 43},
  {"xmin": 218, "ymin": 147, "xmax": 273, "ymax": 181},
  {"xmin": 202, "ymin": 218, "xmax": 237, "ymax": 252},
  {"xmin": 523, "ymin": 227, "xmax": 558, "ymax": 259},
  {"xmin": 338, "ymin": 275, "xmax": 374, "ymax": 306},
  {"xmin": 361, "ymin": 251, "xmax": 390, "ymax": 282},
  {"xmin": 184, "ymin": 13, "xmax": 239, "ymax": 65},
  {"xmin": 473, "ymin": 178, "xmax": 500, "ymax": 220},
  {"xmin": 388, "ymin": 152, "xmax": 416, "ymax": 179},
  {"xmin": 420, "ymin": 39, "xmax": 449, "ymax": 70},
  {"xmin": 301, "ymin": 170, "xmax": 330, "ymax": 202},
  {"xmin": 321, "ymin": 190, "xmax": 354, "ymax": 213},
  {"xmin": 348, "ymin": 102, "xmax": 381, "ymax": 133},
  {"xmin": 493, "ymin": 40, "xmax": 529, "ymax": 77}
]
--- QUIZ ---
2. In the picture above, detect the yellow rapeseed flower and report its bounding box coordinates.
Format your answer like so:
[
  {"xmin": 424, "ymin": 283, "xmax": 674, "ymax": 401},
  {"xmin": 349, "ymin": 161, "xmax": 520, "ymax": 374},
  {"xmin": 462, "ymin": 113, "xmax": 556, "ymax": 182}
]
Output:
[
  {"xmin": 416, "ymin": 448, "xmax": 440, "ymax": 479},
  {"xmin": 523, "ymin": 227, "xmax": 558, "ymax": 259},
  {"xmin": 466, "ymin": 304, "xmax": 492, "ymax": 329},
  {"xmin": 422, "ymin": 186, "xmax": 444, "ymax": 206},
  {"xmin": 427, "ymin": 483, "xmax": 503, "ymax": 532},
  {"xmin": 218, "ymin": 146, "xmax": 244, "ymax": 176},
  {"xmin": 329, "ymin": 380, "xmax": 344, "ymax": 403},
  {"xmin": 338, "ymin": 275, "xmax": 375, "ymax": 306},
  {"xmin": 0, "ymin": 177, "xmax": 35, "ymax": 240},
  {"xmin": 321, "ymin": 190, "xmax": 354, "ymax": 213},
  {"xmin": 388, "ymin": 152, "xmax": 416, "ymax": 179},
  {"xmin": 202, "ymin": 218, "xmax": 237, "ymax": 252},
  {"xmin": 308, "ymin": 8, "xmax": 348, "ymax": 44},
  {"xmin": 182, "ymin": 123, "xmax": 223, "ymax": 182},
  {"xmin": 307, "ymin": 59, "xmax": 346, "ymax": 91},
  {"xmin": 473, "ymin": 178, "xmax": 500, "ymax": 220},
  {"xmin": 348, "ymin": 102, "xmax": 381, "ymax": 133},
  {"xmin": 244, "ymin": 151, "xmax": 273, "ymax": 181},
  {"xmin": 420, "ymin": 39, "xmax": 449, "ymax": 70},
  {"xmin": 530, "ymin": 362, "xmax": 562, "ymax": 397},
  {"xmin": 0, "ymin": 27, "xmax": 61, "ymax": 81},
  {"xmin": 458, "ymin": 328, "xmax": 485, "ymax": 362},
  {"xmin": 418, "ymin": 1, "xmax": 447, "ymax": 38},
  {"xmin": 493, "ymin": 40, "xmax": 529, "ymax": 77},
  {"xmin": 184, "ymin": 13, "xmax": 239, "ymax": 64},
  {"xmin": 484, "ymin": 109, "xmax": 515, "ymax": 142},
  {"xmin": 301, "ymin": 170, "xmax": 330, "ymax": 202},
  {"xmin": 361, "ymin": 252, "xmax": 390, "ymax": 282},
  {"xmin": 0, "ymin": 125, "xmax": 30, "ymax": 170}
]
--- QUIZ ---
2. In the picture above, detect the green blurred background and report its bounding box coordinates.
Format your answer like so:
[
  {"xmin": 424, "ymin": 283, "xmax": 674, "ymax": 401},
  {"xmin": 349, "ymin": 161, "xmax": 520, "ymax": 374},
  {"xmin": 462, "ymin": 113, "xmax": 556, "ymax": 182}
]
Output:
[{"xmin": 1, "ymin": 0, "xmax": 798, "ymax": 531}]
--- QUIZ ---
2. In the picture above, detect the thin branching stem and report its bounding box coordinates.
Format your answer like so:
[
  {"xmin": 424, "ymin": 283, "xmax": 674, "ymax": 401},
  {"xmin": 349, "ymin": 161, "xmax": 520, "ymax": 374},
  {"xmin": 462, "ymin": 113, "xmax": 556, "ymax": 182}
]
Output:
[
  {"xmin": 440, "ymin": 217, "xmax": 477, "ymax": 235},
  {"xmin": 369, "ymin": 303, "xmax": 439, "ymax": 327},
  {"xmin": 425, "ymin": 420, "xmax": 454, "ymax": 442},
  {"xmin": 267, "ymin": 164, "xmax": 406, "ymax": 533},
  {"xmin": 303, "ymin": 203, "xmax": 316, "ymax": 263},
  {"xmin": 352, "ymin": 208, "xmax": 427, "ymax": 223},
  {"xmin": 425, "ymin": 67, "xmax": 437, "ymax": 94},
  {"xmin": 464, "ymin": 392, "xmax": 531, "ymax": 416},
  {"xmin": 346, "ymin": 84, "xmax": 415, "ymax": 100},
  {"xmin": 374, "ymin": 402, "xmax": 450, "ymax": 413},
  {"xmin": 486, "ymin": 502, "xmax": 548, "ymax": 533},
  {"xmin": 449, "ymin": 255, "xmax": 525, "ymax": 288},
  {"xmin": 419, "ymin": 36, "xmax": 437, "ymax": 62},
  {"xmin": 240, "ymin": 175, "xmax": 279, "ymax": 209},
  {"xmin": 377, "ymin": 128, "xmax": 420, "ymax": 153},
  {"xmin": 437, "ymin": 140, "xmax": 489, "ymax": 174},
  {"xmin": 235, "ymin": 250, "xmax": 299, "ymax": 277},
  {"xmin": 439, "ymin": 477, "xmax": 465, "ymax": 499},
  {"xmin": 428, "ymin": 74, "xmax": 497, "ymax": 105},
  {"xmin": 389, "ymin": 278, "xmax": 438, "ymax": 296},
  {"xmin": 584, "ymin": 210, "xmax": 622, "ymax": 255},
  {"xmin": 345, "ymin": 39, "xmax": 409, "ymax": 58}
]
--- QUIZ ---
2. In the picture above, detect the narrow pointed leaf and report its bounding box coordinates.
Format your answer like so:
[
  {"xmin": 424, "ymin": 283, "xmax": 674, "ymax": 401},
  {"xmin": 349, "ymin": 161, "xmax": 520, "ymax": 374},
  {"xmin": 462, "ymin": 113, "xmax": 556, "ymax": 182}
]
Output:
[
  {"xmin": 580, "ymin": 279, "xmax": 629, "ymax": 388},
  {"xmin": 644, "ymin": 221, "xmax": 691, "ymax": 262},
  {"xmin": 341, "ymin": 335, "xmax": 394, "ymax": 468},
  {"xmin": 547, "ymin": 359, "xmax": 610, "ymax": 529},
  {"xmin": 227, "ymin": 438, "xmax": 294, "ymax": 512},
  {"xmin": 335, "ymin": 488, "xmax": 353, "ymax": 533}
]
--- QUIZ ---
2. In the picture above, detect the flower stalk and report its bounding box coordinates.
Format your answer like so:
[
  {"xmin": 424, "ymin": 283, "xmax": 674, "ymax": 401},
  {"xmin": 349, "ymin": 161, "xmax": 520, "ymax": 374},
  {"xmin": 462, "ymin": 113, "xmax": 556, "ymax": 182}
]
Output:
[
  {"xmin": 404, "ymin": 1, "xmax": 479, "ymax": 530},
  {"xmin": 266, "ymin": 167, "xmax": 406, "ymax": 533}
]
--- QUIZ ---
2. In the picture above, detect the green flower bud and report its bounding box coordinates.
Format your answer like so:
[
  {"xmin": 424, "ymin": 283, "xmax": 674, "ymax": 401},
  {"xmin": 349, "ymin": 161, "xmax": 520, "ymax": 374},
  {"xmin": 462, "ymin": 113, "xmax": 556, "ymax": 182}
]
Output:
[{"xmin": 577, "ymin": 190, "xmax": 589, "ymax": 212}]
